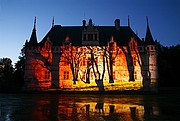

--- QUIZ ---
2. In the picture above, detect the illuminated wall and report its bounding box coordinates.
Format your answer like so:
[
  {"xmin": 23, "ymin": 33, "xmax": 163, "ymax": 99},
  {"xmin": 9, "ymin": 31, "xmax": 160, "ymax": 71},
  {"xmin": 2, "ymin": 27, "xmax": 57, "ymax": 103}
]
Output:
[
  {"xmin": 24, "ymin": 19, "xmax": 158, "ymax": 91},
  {"xmin": 24, "ymin": 37, "xmax": 153, "ymax": 91}
]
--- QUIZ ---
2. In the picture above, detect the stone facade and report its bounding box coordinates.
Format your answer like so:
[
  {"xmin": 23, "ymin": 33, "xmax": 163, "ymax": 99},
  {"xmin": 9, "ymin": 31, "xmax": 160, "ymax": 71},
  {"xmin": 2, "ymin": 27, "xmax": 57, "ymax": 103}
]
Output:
[{"xmin": 24, "ymin": 18, "xmax": 158, "ymax": 91}]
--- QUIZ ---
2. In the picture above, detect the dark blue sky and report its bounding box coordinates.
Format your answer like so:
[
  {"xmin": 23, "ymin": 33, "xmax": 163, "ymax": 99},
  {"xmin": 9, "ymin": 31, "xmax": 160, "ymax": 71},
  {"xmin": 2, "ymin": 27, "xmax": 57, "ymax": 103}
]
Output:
[{"xmin": 0, "ymin": 0, "xmax": 180, "ymax": 64}]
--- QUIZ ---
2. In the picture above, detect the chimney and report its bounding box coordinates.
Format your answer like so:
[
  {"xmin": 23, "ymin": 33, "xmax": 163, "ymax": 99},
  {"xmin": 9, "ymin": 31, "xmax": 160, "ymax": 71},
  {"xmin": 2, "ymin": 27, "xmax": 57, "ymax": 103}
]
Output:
[
  {"xmin": 82, "ymin": 20, "xmax": 86, "ymax": 27},
  {"xmin": 114, "ymin": 19, "xmax": 120, "ymax": 30}
]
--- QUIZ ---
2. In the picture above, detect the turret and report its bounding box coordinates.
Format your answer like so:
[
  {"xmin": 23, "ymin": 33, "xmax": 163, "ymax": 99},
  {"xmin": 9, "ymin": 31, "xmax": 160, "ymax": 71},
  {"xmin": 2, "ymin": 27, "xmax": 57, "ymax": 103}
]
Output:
[
  {"xmin": 143, "ymin": 17, "xmax": 158, "ymax": 91},
  {"xmin": 28, "ymin": 16, "xmax": 38, "ymax": 45},
  {"xmin": 144, "ymin": 17, "xmax": 155, "ymax": 45},
  {"xmin": 114, "ymin": 19, "xmax": 120, "ymax": 30},
  {"xmin": 82, "ymin": 20, "xmax": 86, "ymax": 27}
]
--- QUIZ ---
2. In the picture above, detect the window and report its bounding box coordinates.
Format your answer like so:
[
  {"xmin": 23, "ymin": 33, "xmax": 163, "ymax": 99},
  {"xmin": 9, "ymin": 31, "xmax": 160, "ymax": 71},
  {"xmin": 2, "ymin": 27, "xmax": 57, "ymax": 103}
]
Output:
[
  {"xmin": 112, "ymin": 60, "xmax": 115, "ymax": 66},
  {"xmin": 95, "ymin": 34, "xmax": 97, "ymax": 41},
  {"xmin": 88, "ymin": 34, "xmax": 93, "ymax": 41},
  {"xmin": 82, "ymin": 32, "xmax": 99, "ymax": 42},
  {"xmin": 83, "ymin": 34, "xmax": 86, "ymax": 41},
  {"xmin": 45, "ymin": 71, "xmax": 50, "ymax": 80},
  {"xmin": 64, "ymin": 62, "xmax": 69, "ymax": 66},
  {"xmin": 151, "ymin": 46, "xmax": 154, "ymax": 50},
  {"xmin": 63, "ymin": 71, "xmax": 69, "ymax": 80},
  {"xmin": 134, "ymin": 72, "xmax": 137, "ymax": 80},
  {"xmin": 147, "ymin": 47, "xmax": 149, "ymax": 51},
  {"xmin": 61, "ymin": 57, "xmax": 69, "ymax": 66}
]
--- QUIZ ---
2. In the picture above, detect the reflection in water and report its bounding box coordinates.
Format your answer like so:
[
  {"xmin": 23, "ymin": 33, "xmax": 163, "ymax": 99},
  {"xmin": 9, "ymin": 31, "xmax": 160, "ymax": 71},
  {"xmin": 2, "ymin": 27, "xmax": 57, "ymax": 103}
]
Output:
[{"xmin": 0, "ymin": 94, "xmax": 179, "ymax": 121}]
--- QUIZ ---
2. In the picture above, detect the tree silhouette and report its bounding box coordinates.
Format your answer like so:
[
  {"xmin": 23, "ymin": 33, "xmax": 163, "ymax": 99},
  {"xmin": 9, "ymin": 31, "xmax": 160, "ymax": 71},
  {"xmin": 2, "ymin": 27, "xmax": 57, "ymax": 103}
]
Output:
[
  {"xmin": 0, "ymin": 57, "xmax": 14, "ymax": 91},
  {"xmin": 105, "ymin": 36, "xmax": 119, "ymax": 83},
  {"xmin": 120, "ymin": 38, "xmax": 135, "ymax": 82},
  {"xmin": 89, "ymin": 46, "xmax": 106, "ymax": 91},
  {"xmin": 60, "ymin": 42, "xmax": 85, "ymax": 84},
  {"xmin": 14, "ymin": 45, "xmax": 26, "ymax": 88}
]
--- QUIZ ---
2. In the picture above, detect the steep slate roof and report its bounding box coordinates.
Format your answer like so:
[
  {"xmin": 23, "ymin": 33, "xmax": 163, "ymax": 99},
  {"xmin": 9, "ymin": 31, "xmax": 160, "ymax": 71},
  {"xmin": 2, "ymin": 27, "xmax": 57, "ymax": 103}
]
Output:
[
  {"xmin": 144, "ymin": 18, "xmax": 155, "ymax": 45},
  {"xmin": 27, "ymin": 17, "xmax": 38, "ymax": 46},
  {"xmin": 119, "ymin": 26, "xmax": 142, "ymax": 46},
  {"xmin": 28, "ymin": 28, "xmax": 38, "ymax": 46},
  {"xmin": 37, "ymin": 25, "xmax": 142, "ymax": 47},
  {"xmin": 39, "ymin": 25, "xmax": 83, "ymax": 46}
]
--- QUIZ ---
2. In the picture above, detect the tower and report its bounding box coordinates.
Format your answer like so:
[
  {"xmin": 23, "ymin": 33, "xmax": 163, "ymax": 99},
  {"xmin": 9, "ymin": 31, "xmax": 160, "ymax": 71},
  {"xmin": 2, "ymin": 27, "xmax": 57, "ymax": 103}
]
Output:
[
  {"xmin": 143, "ymin": 17, "xmax": 158, "ymax": 90},
  {"xmin": 24, "ymin": 17, "xmax": 39, "ymax": 88}
]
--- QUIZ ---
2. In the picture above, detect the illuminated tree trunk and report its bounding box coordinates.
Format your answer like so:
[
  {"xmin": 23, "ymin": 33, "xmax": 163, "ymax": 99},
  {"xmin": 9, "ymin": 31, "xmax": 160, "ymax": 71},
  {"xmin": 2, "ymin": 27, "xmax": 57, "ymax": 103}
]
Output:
[
  {"xmin": 90, "ymin": 49, "xmax": 105, "ymax": 91},
  {"xmin": 61, "ymin": 45, "xmax": 82, "ymax": 85},
  {"xmin": 106, "ymin": 38, "xmax": 119, "ymax": 83},
  {"xmin": 70, "ymin": 58, "xmax": 79, "ymax": 84},
  {"xmin": 106, "ymin": 52, "xmax": 114, "ymax": 83},
  {"xmin": 121, "ymin": 46, "xmax": 135, "ymax": 82},
  {"xmin": 86, "ymin": 63, "xmax": 90, "ymax": 84},
  {"xmin": 35, "ymin": 46, "xmax": 60, "ymax": 88}
]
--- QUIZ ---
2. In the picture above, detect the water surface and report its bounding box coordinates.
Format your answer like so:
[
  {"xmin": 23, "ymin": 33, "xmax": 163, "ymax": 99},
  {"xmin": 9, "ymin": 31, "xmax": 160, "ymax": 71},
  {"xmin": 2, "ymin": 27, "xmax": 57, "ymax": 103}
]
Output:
[{"xmin": 0, "ymin": 93, "xmax": 179, "ymax": 121}]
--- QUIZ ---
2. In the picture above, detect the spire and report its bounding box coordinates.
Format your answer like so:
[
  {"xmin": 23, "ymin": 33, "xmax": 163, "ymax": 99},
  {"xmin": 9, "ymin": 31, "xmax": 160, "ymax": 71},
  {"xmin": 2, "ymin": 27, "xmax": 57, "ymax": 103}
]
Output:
[
  {"xmin": 128, "ymin": 16, "xmax": 130, "ymax": 27},
  {"xmin": 144, "ymin": 16, "xmax": 155, "ymax": 45},
  {"xmin": 52, "ymin": 16, "xmax": 54, "ymax": 28},
  {"xmin": 29, "ymin": 16, "xmax": 38, "ymax": 45},
  {"xmin": 146, "ymin": 16, "xmax": 149, "ymax": 26},
  {"xmin": 33, "ymin": 16, "xmax": 36, "ymax": 30}
]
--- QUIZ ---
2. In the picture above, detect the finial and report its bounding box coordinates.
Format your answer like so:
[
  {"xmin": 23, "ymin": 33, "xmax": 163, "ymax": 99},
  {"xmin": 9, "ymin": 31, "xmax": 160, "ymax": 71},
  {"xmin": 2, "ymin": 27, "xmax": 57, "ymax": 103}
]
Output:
[
  {"xmin": 89, "ymin": 19, "xmax": 93, "ymax": 26},
  {"xmin": 146, "ymin": 16, "xmax": 149, "ymax": 26},
  {"xmin": 52, "ymin": 16, "xmax": 54, "ymax": 27},
  {"xmin": 128, "ymin": 16, "xmax": 130, "ymax": 27},
  {"xmin": 34, "ymin": 16, "xmax": 36, "ymax": 30}
]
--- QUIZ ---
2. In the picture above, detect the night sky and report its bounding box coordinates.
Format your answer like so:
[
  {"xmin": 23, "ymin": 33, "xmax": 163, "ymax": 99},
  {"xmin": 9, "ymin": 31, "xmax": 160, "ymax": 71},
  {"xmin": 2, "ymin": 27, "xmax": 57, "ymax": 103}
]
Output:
[{"xmin": 0, "ymin": 0, "xmax": 180, "ymax": 64}]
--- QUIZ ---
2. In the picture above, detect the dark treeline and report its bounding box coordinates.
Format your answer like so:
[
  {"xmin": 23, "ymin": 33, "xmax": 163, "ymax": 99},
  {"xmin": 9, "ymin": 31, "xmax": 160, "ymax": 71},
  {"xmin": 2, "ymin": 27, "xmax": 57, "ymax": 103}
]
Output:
[
  {"xmin": 157, "ymin": 43, "xmax": 180, "ymax": 87},
  {"xmin": 0, "ymin": 47, "xmax": 25, "ymax": 92},
  {"xmin": 0, "ymin": 43, "xmax": 180, "ymax": 92}
]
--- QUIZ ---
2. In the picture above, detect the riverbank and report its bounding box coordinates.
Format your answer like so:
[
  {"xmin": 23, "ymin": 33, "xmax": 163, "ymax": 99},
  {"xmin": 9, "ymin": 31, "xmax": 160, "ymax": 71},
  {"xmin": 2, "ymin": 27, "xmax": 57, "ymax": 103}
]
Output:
[{"xmin": 1, "ymin": 87, "xmax": 180, "ymax": 95}]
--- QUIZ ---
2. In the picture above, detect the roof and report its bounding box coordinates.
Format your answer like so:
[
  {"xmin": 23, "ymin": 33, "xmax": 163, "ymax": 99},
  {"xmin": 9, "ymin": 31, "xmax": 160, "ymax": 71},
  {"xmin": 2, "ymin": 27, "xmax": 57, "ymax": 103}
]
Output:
[
  {"xmin": 27, "ymin": 24, "xmax": 143, "ymax": 47},
  {"xmin": 28, "ymin": 28, "xmax": 38, "ymax": 46},
  {"xmin": 144, "ymin": 21, "xmax": 155, "ymax": 45}
]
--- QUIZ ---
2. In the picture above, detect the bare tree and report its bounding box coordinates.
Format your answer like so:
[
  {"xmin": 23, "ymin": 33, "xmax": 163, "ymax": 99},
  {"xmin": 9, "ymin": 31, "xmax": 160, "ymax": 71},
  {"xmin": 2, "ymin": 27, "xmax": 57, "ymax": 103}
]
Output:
[
  {"xmin": 89, "ymin": 46, "xmax": 106, "ymax": 91},
  {"xmin": 60, "ymin": 42, "xmax": 84, "ymax": 84},
  {"xmin": 120, "ymin": 37, "xmax": 135, "ymax": 82},
  {"xmin": 105, "ymin": 36, "xmax": 119, "ymax": 83}
]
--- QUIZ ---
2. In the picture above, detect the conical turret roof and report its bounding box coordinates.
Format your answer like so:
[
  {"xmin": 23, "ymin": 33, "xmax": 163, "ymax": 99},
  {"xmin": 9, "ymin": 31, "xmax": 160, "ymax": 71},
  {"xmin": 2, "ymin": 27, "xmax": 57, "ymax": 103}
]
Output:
[
  {"xmin": 28, "ymin": 17, "xmax": 38, "ymax": 45},
  {"xmin": 144, "ymin": 17, "xmax": 155, "ymax": 45}
]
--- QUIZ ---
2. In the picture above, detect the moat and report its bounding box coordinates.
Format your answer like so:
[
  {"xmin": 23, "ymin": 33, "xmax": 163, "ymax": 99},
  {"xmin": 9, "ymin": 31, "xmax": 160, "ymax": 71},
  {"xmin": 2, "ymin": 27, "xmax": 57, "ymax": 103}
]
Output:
[{"xmin": 0, "ymin": 93, "xmax": 179, "ymax": 121}]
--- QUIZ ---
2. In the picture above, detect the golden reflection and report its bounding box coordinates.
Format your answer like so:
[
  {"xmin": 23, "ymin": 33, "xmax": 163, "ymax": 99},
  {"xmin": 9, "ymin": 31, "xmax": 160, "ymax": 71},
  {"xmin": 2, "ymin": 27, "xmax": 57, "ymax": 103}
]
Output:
[{"xmin": 30, "ymin": 95, "xmax": 159, "ymax": 121}]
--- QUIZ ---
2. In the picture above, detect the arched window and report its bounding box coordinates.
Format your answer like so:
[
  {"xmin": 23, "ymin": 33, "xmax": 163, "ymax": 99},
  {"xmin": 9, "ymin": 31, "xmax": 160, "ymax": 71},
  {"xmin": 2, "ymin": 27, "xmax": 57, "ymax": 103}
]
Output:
[{"xmin": 44, "ymin": 70, "xmax": 51, "ymax": 80}]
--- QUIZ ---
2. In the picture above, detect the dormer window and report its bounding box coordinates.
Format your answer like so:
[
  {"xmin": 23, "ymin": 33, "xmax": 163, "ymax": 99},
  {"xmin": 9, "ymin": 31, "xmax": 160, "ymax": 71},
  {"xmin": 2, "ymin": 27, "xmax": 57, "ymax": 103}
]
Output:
[
  {"xmin": 88, "ymin": 34, "xmax": 93, "ymax": 41},
  {"xmin": 94, "ymin": 34, "xmax": 98, "ymax": 41},
  {"xmin": 83, "ymin": 33, "xmax": 99, "ymax": 41},
  {"xmin": 82, "ymin": 19, "xmax": 99, "ymax": 45},
  {"xmin": 83, "ymin": 34, "xmax": 86, "ymax": 41}
]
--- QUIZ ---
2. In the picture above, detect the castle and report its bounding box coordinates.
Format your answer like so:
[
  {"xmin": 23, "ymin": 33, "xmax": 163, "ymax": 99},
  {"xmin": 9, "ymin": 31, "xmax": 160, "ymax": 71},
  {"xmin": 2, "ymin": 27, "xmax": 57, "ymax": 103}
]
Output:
[{"xmin": 24, "ymin": 17, "xmax": 158, "ymax": 91}]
